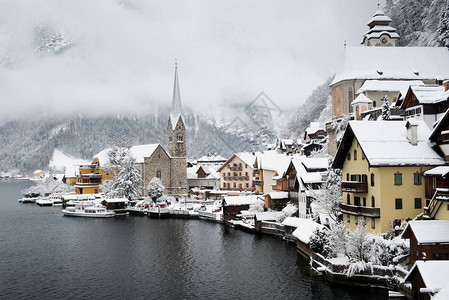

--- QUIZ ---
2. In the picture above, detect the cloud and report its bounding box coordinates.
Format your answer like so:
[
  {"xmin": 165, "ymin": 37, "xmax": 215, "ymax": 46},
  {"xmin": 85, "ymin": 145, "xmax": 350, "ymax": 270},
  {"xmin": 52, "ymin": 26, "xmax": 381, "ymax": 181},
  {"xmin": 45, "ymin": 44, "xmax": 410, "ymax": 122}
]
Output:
[{"xmin": 0, "ymin": 0, "xmax": 381, "ymax": 120}]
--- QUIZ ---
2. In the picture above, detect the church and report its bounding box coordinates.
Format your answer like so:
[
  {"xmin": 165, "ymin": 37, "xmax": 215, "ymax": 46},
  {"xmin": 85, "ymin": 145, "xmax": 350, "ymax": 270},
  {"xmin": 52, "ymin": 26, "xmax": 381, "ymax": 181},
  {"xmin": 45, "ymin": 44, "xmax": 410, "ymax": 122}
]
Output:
[{"xmin": 75, "ymin": 64, "xmax": 188, "ymax": 196}]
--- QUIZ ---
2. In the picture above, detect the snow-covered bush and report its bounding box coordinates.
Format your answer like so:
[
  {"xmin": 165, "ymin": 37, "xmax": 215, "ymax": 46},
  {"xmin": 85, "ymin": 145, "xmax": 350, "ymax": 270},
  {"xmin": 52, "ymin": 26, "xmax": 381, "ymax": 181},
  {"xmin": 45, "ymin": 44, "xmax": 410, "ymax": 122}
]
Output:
[
  {"xmin": 309, "ymin": 228, "xmax": 331, "ymax": 257},
  {"xmin": 147, "ymin": 177, "xmax": 164, "ymax": 202},
  {"xmin": 22, "ymin": 177, "xmax": 75, "ymax": 196},
  {"xmin": 248, "ymin": 200, "xmax": 265, "ymax": 213},
  {"xmin": 368, "ymin": 235, "xmax": 409, "ymax": 266},
  {"xmin": 346, "ymin": 224, "xmax": 371, "ymax": 263},
  {"xmin": 381, "ymin": 96, "xmax": 390, "ymax": 120},
  {"xmin": 276, "ymin": 203, "xmax": 298, "ymax": 222}
]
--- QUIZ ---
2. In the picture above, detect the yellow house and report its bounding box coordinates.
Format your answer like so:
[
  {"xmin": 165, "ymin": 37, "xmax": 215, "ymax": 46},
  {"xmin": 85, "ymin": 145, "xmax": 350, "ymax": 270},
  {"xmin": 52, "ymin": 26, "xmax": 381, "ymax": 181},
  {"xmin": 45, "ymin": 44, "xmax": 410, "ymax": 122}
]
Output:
[
  {"xmin": 253, "ymin": 153, "xmax": 291, "ymax": 194},
  {"xmin": 332, "ymin": 120, "xmax": 444, "ymax": 233}
]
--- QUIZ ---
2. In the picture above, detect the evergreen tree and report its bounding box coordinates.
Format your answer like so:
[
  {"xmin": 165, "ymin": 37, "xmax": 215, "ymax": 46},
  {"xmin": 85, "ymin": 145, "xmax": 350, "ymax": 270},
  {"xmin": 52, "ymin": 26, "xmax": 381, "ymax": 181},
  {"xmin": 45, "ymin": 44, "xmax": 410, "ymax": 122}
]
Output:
[
  {"xmin": 438, "ymin": 0, "xmax": 449, "ymax": 47},
  {"xmin": 147, "ymin": 177, "xmax": 164, "ymax": 202},
  {"xmin": 381, "ymin": 96, "xmax": 390, "ymax": 120}
]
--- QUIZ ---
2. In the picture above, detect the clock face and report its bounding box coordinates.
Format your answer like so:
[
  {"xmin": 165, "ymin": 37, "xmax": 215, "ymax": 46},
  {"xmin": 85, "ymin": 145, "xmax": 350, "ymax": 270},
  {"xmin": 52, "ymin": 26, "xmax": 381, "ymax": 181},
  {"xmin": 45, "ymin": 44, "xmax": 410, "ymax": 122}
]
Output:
[{"xmin": 381, "ymin": 36, "xmax": 388, "ymax": 44}]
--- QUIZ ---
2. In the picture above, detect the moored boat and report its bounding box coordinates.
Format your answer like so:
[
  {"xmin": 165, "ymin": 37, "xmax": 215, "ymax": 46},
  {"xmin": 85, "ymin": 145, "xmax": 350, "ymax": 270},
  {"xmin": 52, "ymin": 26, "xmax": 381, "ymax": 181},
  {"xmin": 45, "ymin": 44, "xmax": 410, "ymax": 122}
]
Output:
[
  {"xmin": 62, "ymin": 205, "xmax": 115, "ymax": 218},
  {"xmin": 36, "ymin": 198, "xmax": 53, "ymax": 206}
]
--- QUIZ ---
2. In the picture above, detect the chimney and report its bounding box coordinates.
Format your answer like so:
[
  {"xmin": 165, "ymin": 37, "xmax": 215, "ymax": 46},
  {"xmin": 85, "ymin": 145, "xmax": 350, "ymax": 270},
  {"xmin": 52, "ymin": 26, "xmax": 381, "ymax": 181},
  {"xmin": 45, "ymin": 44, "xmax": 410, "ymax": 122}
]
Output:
[
  {"xmin": 406, "ymin": 119, "xmax": 419, "ymax": 146},
  {"xmin": 444, "ymin": 80, "xmax": 449, "ymax": 92}
]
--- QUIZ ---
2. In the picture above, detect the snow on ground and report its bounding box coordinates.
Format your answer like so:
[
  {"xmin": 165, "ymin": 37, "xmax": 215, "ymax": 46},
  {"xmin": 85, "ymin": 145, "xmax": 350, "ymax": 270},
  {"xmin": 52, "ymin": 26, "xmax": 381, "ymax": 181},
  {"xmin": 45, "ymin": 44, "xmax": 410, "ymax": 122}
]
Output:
[{"xmin": 49, "ymin": 149, "xmax": 89, "ymax": 172}]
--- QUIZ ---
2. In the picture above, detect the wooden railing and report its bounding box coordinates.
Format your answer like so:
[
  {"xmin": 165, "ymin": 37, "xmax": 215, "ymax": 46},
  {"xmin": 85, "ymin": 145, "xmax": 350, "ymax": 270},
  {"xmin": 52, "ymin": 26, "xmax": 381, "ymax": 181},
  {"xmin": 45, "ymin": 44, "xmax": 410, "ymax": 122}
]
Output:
[
  {"xmin": 223, "ymin": 176, "xmax": 249, "ymax": 181},
  {"xmin": 252, "ymin": 180, "xmax": 264, "ymax": 186},
  {"xmin": 340, "ymin": 203, "xmax": 380, "ymax": 218},
  {"xmin": 425, "ymin": 188, "xmax": 449, "ymax": 218},
  {"xmin": 341, "ymin": 181, "xmax": 368, "ymax": 193}
]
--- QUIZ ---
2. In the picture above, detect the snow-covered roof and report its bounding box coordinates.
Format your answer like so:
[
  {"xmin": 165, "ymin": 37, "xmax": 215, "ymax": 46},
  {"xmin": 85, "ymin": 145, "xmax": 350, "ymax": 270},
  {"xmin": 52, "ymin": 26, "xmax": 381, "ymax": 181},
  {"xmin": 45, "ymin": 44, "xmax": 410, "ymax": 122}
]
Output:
[
  {"xmin": 292, "ymin": 219, "xmax": 326, "ymax": 244},
  {"xmin": 403, "ymin": 220, "xmax": 449, "ymax": 244},
  {"xmin": 356, "ymin": 80, "xmax": 424, "ymax": 94},
  {"xmin": 351, "ymin": 94, "xmax": 373, "ymax": 105},
  {"xmin": 93, "ymin": 148, "xmax": 112, "ymax": 167},
  {"xmin": 341, "ymin": 121, "xmax": 444, "ymax": 167},
  {"xmin": 223, "ymin": 195, "xmax": 263, "ymax": 206},
  {"xmin": 424, "ymin": 166, "xmax": 449, "ymax": 177},
  {"xmin": 257, "ymin": 152, "xmax": 291, "ymax": 174},
  {"xmin": 405, "ymin": 261, "xmax": 449, "ymax": 291},
  {"xmin": 305, "ymin": 122, "xmax": 325, "ymax": 135},
  {"xmin": 290, "ymin": 157, "xmax": 325, "ymax": 189},
  {"xmin": 64, "ymin": 166, "xmax": 79, "ymax": 178},
  {"xmin": 407, "ymin": 85, "xmax": 449, "ymax": 105},
  {"xmin": 331, "ymin": 47, "xmax": 449, "ymax": 86},
  {"xmin": 300, "ymin": 157, "xmax": 328, "ymax": 171},
  {"xmin": 367, "ymin": 9, "xmax": 392, "ymax": 25},
  {"xmin": 264, "ymin": 192, "xmax": 288, "ymax": 199},
  {"xmin": 130, "ymin": 144, "xmax": 160, "ymax": 164},
  {"xmin": 282, "ymin": 217, "xmax": 304, "ymax": 228},
  {"xmin": 255, "ymin": 211, "xmax": 283, "ymax": 221},
  {"xmin": 187, "ymin": 165, "xmax": 220, "ymax": 180},
  {"xmin": 196, "ymin": 154, "xmax": 227, "ymax": 163},
  {"xmin": 235, "ymin": 152, "xmax": 257, "ymax": 168},
  {"xmin": 104, "ymin": 198, "xmax": 129, "ymax": 203}
]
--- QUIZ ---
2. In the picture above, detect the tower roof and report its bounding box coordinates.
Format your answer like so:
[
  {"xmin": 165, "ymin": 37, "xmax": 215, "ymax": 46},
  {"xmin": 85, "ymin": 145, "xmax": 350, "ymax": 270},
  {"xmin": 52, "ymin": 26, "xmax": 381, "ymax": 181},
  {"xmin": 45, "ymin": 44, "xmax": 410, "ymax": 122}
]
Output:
[
  {"xmin": 361, "ymin": 9, "xmax": 399, "ymax": 45},
  {"xmin": 169, "ymin": 63, "xmax": 184, "ymax": 129}
]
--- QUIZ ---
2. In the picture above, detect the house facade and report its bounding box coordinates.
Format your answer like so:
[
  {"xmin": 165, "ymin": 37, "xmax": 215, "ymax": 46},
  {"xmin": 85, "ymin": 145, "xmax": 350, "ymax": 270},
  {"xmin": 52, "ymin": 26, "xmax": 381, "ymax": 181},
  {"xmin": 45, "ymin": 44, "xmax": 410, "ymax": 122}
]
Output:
[
  {"xmin": 217, "ymin": 152, "xmax": 256, "ymax": 191},
  {"xmin": 333, "ymin": 121, "xmax": 444, "ymax": 233}
]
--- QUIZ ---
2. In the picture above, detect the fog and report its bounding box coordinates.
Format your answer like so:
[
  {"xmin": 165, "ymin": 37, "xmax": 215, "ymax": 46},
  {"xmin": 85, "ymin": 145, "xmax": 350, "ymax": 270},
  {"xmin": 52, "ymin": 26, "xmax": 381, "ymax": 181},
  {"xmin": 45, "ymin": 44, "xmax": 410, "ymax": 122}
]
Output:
[{"xmin": 0, "ymin": 0, "xmax": 383, "ymax": 120}]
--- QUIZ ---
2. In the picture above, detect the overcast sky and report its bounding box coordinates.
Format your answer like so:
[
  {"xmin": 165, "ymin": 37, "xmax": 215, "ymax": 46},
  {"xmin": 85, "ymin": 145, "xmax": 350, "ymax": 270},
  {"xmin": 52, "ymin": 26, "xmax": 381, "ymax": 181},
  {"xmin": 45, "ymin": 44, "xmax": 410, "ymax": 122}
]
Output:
[{"xmin": 0, "ymin": 0, "xmax": 384, "ymax": 120}]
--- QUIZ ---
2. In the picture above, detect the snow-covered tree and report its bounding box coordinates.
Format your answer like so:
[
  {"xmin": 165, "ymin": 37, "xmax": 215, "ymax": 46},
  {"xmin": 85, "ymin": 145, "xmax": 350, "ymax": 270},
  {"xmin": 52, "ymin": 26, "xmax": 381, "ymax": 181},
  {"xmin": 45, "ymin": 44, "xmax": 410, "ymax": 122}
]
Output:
[
  {"xmin": 22, "ymin": 177, "xmax": 75, "ymax": 196},
  {"xmin": 309, "ymin": 228, "xmax": 331, "ymax": 257},
  {"xmin": 381, "ymin": 96, "xmax": 390, "ymax": 120},
  {"xmin": 346, "ymin": 224, "xmax": 371, "ymax": 262},
  {"xmin": 310, "ymin": 167, "xmax": 342, "ymax": 222},
  {"xmin": 248, "ymin": 199, "xmax": 265, "ymax": 213},
  {"xmin": 147, "ymin": 177, "xmax": 164, "ymax": 202},
  {"xmin": 438, "ymin": 0, "xmax": 449, "ymax": 47},
  {"xmin": 104, "ymin": 154, "xmax": 143, "ymax": 199}
]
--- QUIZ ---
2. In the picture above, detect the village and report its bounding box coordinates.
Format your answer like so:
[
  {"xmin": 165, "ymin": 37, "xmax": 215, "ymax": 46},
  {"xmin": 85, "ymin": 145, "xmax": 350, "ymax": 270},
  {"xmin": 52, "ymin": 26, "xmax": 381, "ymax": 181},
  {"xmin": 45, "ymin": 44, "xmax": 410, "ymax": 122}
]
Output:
[{"xmin": 7, "ymin": 7, "xmax": 449, "ymax": 300}]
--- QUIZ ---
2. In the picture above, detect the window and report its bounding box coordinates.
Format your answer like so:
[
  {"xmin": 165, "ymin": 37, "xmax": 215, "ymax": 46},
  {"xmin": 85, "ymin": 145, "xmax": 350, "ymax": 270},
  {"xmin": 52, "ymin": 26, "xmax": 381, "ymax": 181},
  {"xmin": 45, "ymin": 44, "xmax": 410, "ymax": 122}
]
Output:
[
  {"xmin": 447, "ymin": 204, "xmax": 449, "ymax": 211},
  {"xmin": 246, "ymin": 183, "xmax": 249, "ymax": 188},
  {"xmin": 177, "ymin": 136, "xmax": 183, "ymax": 143},
  {"xmin": 239, "ymin": 183, "xmax": 242, "ymax": 189},
  {"xmin": 433, "ymin": 177, "xmax": 437, "ymax": 190},
  {"xmin": 414, "ymin": 173, "xmax": 421, "ymax": 185},
  {"xmin": 415, "ymin": 198, "xmax": 422, "ymax": 209},
  {"xmin": 442, "ymin": 130, "xmax": 449, "ymax": 143},
  {"xmin": 346, "ymin": 174, "xmax": 350, "ymax": 181},
  {"xmin": 395, "ymin": 198, "xmax": 403, "ymax": 209},
  {"xmin": 362, "ymin": 174, "xmax": 367, "ymax": 183},
  {"xmin": 156, "ymin": 170, "xmax": 162, "ymax": 179},
  {"xmin": 233, "ymin": 183, "xmax": 236, "ymax": 188},
  {"xmin": 394, "ymin": 172, "xmax": 402, "ymax": 185},
  {"xmin": 354, "ymin": 197, "xmax": 360, "ymax": 206},
  {"xmin": 347, "ymin": 194, "xmax": 350, "ymax": 204},
  {"xmin": 371, "ymin": 173, "xmax": 375, "ymax": 186},
  {"xmin": 371, "ymin": 196, "xmax": 375, "ymax": 208},
  {"xmin": 362, "ymin": 152, "xmax": 366, "ymax": 160},
  {"xmin": 355, "ymin": 216, "xmax": 358, "ymax": 225},
  {"xmin": 347, "ymin": 153, "xmax": 351, "ymax": 161},
  {"xmin": 228, "ymin": 172, "xmax": 230, "ymax": 176},
  {"xmin": 363, "ymin": 197, "xmax": 366, "ymax": 207},
  {"xmin": 348, "ymin": 87, "xmax": 354, "ymax": 105},
  {"xmin": 245, "ymin": 172, "xmax": 248, "ymax": 177},
  {"xmin": 371, "ymin": 218, "xmax": 375, "ymax": 229},
  {"xmin": 347, "ymin": 214, "xmax": 350, "ymax": 223},
  {"xmin": 94, "ymin": 189, "xmax": 98, "ymax": 194},
  {"xmin": 354, "ymin": 150, "xmax": 357, "ymax": 160}
]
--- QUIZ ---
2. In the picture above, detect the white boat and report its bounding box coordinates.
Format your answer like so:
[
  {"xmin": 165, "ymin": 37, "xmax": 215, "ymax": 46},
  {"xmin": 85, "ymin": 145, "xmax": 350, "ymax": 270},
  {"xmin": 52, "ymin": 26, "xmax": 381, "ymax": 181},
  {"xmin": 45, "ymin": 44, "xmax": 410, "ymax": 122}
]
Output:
[
  {"xmin": 62, "ymin": 205, "xmax": 116, "ymax": 218},
  {"xmin": 36, "ymin": 198, "xmax": 53, "ymax": 206}
]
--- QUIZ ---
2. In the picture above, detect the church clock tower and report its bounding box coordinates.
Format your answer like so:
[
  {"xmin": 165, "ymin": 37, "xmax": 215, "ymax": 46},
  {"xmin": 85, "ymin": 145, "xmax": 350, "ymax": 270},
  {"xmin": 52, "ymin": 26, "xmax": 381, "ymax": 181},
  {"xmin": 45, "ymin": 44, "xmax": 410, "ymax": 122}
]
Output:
[{"xmin": 167, "ymin": 63, "xmax": 187, "ymax": 195}]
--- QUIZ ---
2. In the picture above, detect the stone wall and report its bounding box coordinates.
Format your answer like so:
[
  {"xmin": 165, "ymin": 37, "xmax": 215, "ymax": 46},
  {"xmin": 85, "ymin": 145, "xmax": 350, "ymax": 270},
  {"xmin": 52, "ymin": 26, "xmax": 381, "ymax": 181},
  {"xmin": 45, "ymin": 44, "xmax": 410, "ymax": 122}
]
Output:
[
  {"xmin": 168, "ymin": 157, "xmax": 188, "ymax": 195},
  {"xmin": 143, "ymin": 146, "xmax": 171, "ymax": 194}
]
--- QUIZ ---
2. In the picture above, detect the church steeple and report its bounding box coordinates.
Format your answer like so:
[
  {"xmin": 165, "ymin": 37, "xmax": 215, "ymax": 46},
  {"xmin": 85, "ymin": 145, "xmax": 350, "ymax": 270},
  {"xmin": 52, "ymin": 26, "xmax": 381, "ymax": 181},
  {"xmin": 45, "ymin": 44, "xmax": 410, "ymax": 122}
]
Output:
[
  {"xmin": 167, "ymin": 62, "xmax": 186, "ymax": 158},
  {"xmin": 361, "ymin": 9, "xmax": 400, "ymax": 47},
  {"xmin": 170, "ymin": 61, "xmax": 183, "ymax": 129}
]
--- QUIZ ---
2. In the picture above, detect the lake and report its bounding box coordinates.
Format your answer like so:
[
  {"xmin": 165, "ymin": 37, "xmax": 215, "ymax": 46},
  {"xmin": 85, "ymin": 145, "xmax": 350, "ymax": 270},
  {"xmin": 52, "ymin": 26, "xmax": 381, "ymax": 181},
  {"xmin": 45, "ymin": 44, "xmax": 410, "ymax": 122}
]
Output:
[{"xmin": 0, "ymin": 180, "xmax": 387, "ymax": 299}]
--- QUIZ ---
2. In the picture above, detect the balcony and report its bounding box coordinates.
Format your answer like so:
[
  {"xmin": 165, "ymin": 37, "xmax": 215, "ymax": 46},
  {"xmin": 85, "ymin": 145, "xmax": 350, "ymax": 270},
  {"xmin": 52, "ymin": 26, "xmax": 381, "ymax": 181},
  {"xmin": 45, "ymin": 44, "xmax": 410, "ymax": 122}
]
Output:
[
  {"xmin": 253, "ymin": 180, "xmax": 264, "ymax": 186},
  {"xmin": 223, "ymin": 176, "xmax": 249, "ymax": 181},
  {"xmin": 340, "ymin": 203, "xmax": 380, "ymax": 218},
  {"xmin": 229, "ymin": 166, "xmax": 242, "ymax": 171},
  {"xmin": 253, "ymin": 169, "xmax": 259, "ymax": 176},
  {"xmin": 341, "ymin": 181, "xmax": 368, "ymax": 193},
  {"xmin": 81, "ymin": 173, "xmax": 103, "ymax": 179}
]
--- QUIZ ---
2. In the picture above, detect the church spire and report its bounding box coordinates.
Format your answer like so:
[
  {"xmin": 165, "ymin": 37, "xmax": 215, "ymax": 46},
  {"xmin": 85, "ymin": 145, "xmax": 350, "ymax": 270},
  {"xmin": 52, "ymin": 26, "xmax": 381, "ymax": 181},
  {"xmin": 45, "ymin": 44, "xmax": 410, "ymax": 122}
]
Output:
[{"xmin": 170, "ymin": 61, "xmax": 183, "ymax": 129}]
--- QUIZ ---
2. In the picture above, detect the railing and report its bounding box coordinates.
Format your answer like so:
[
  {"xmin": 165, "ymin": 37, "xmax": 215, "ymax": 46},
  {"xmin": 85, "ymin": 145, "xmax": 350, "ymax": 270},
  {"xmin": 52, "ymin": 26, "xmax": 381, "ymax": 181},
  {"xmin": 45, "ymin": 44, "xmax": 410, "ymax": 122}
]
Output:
[
  {"xmin": 252, "ymin": 180, "xmax": 264, "ymax": 186},
  {"xmin": 425, "ymin": 188, "xmax": 449, "ymax": 218},
  {"xmin": 260, "ymin": 221, "xmax": 285, "ymax": 231},
  {"xmin": 223, "ymin": 176, "xmax": 249, "ymax": 181},
  {"xmin": 341, "ymin": 181, "xmax": 368, "ymax": 193},
  {"xmin": 340, "ymin": 203, "xmax": 380, "ymax": 218},
  {"xmin": 81, "ymin": 173, "xmax": 102, "ymax": 179},
  {"xmin": 229, "ymin": 166, "xmax": 242, "ymax": 171}
]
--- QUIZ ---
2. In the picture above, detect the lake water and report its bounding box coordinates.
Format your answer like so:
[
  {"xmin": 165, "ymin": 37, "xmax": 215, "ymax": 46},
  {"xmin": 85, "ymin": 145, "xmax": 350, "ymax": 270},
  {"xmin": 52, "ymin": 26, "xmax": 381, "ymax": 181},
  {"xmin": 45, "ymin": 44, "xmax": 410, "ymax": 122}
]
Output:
[{"xmin": 0, "ymin": 181, "xmax": 387, "ymax": 299}]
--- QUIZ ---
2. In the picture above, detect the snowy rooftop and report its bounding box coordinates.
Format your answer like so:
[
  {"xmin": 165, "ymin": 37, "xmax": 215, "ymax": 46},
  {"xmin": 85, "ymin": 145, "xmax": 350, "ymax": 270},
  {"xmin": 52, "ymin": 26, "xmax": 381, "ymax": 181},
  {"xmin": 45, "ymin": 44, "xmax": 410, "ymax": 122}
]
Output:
[
  {"xmin": 223, "ymin": 195, "xmax": 264, "ymax": 206},
  {"xmin": 356, "ymin": 80, "xmax": 424, "ymax": 94},
  {"xmin": 291, "ymin": 157, "xmax": 326, "ymax": 188},
  {"xmin": 292, "ymin": 219, "xmax": 326, "ymax": 244},
  {"xmin": 255, "ymin": 212, "xmax": 283, "ymax": 221},
  {"xmin": 305, "ymin": 122, "xmax": 324, "ymax": 135},
  {"xmin": 300, "ymin": 157, "xmax": 328, "ymax": 171},
  {"xmin": 187, "ymin": 165, "xmax": 220, "ymax": 180},
  {"xmin": 331, "ymin": 47, "xmax": 449, "ymax": 86},
  {"xmin": 405, "ymin": 261, "xmax": 449, "ymax": 291},
  {"xmin": 257, "ymin": 152, "xmax": 291, "ymax": 174},
  {"xmin": 403, "ymin": 220, "xmax": 449, "ymax": 244},
  {"xmin": 351, "ymin": 94, "xmax": 373, "ymax": 105},
  {"xmin": 424, "ymin": 166, "xmax": 449, "ymax": 177},
  {"xmin": 346, "ymin": 121, "xmax": 444, "ymax": 166},
  {"xmin": 264, "ymin": 192, "xmax": 289, "ymax": 199},
  {"xmin": 367, "ymin": 9, "xmax": 392, "ymax": 25},
  {"xmin": 130, "ymin": 144, "xmax": 160, "ymax": 164},
  {"xmin": 407, "ymin": 85, "xmax": 449, "ymax": 104},
  {"xmin": 282, "ymin": 217, "xmax": 304, "ymax": 228},
  {"xmin": 235, "ymin": 152, "xmax": 257, "ymax": 168},
  {"xmin": 197, "ymin": 154, "xmax": 227, "ymax": 163},
  {"xmin": 64, "ymin": 166, "xmax": 79, "ymax": 178}
]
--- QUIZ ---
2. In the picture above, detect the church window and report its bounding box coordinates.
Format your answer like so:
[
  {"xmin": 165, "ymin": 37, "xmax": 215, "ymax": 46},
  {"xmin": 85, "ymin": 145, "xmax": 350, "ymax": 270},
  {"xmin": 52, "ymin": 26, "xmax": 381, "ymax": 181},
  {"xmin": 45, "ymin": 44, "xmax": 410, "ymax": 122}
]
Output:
[
  {"xmin": 354, "ymin": 150, "xmax": 357, "ymax": 160},
  {"xmin": 177, "ymin": 136, "xmax": 183, "ymax": 143},
  {"xmin": 348, "ymin": 87, "xmax": 353, "ymax": 104},
  {"xmin": 373, "ymin": 101, "xmax": 377, "ymax": 108},
  {"xmin": 156, "ymin": 170, "xmax": 162, "ymax": 179}
]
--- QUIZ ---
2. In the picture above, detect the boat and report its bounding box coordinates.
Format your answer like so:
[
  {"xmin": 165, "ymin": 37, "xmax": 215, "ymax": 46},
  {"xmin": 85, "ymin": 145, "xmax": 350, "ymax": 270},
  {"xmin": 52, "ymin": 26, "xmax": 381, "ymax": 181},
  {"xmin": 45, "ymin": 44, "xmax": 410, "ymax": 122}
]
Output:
[
  {"xmin": 36, "ymin": 198, "xmax": 53, "ymax": 206},
  {"xmin": 62, "ymin": 205, "xmax": 116, "ymax": 218},
  {"xmin": 18, "ymin": 197, "xmax": 39, "ymax": 203}
]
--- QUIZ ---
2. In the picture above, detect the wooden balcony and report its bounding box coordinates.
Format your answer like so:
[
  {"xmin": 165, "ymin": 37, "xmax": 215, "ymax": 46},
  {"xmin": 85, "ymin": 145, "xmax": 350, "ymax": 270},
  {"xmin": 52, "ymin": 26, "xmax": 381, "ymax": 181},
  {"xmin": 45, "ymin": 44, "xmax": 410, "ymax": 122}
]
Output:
[
  {"xmin": 341, "ymin": 181, "xmax": 368, "ymax": 193},
  {"xmin": 223, "ymin": 176, "xmax": 249, "ymax": 181},
  {"xmin": 340, "ymin": 203, "xmax": 380, "ymax": 218},
  {"xmin": 253, "ymin": 180, "xmax": 264, "ymax": 186},
  {"xmin": 229, "ymin": 166, "xmax": 242, "ymax": 171}
]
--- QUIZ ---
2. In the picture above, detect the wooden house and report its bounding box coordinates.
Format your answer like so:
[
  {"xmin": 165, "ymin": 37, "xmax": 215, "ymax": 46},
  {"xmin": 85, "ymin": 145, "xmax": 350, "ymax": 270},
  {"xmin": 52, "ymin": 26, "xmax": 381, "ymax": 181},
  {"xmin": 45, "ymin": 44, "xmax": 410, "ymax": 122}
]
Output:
[
  {"xmin": 404, "ymin": 260, "xmax": 449, "ymax": 300},
  {"xmin": 222, "ymin": 195, "xmax": 263, "ymax": 222}
]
